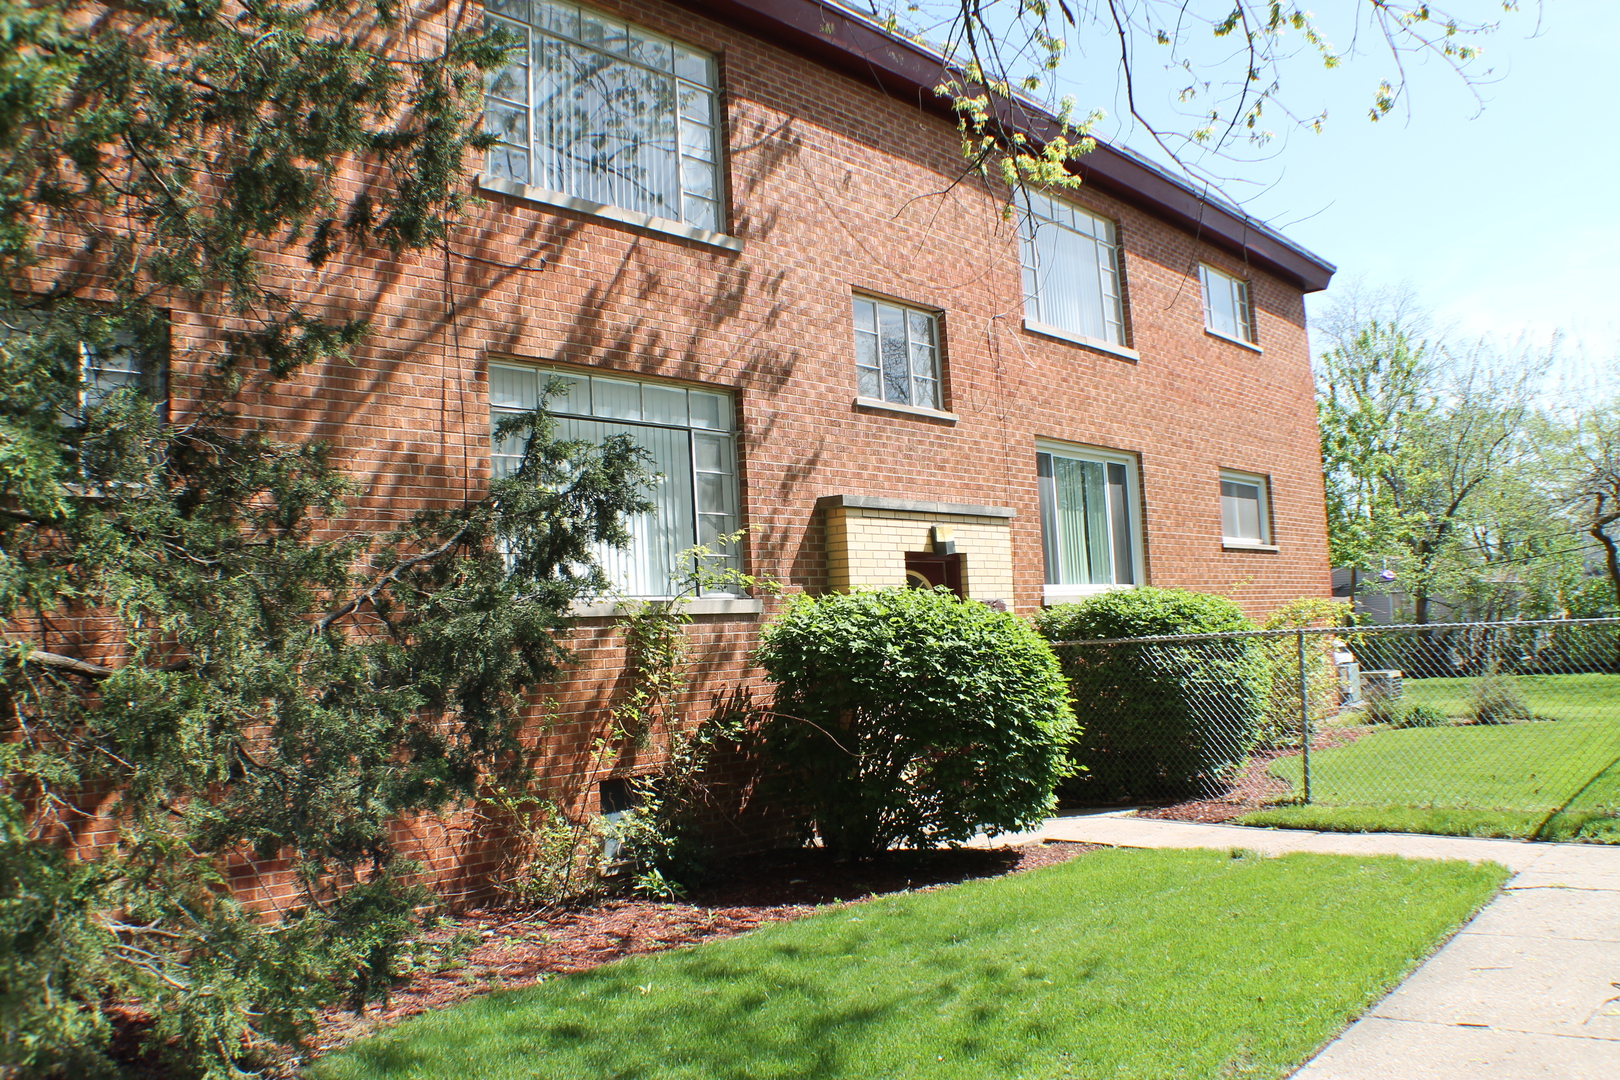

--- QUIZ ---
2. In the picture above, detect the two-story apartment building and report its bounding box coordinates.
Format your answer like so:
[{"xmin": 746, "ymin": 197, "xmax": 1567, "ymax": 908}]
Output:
[{"xmin": 107, "ymin": 0, "xmax": 1336, "ymax": 896}]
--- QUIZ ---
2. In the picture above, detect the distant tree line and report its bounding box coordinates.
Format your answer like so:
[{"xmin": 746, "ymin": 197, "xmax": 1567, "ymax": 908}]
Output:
[{"xmin": 1316, "ymin": 286, "xmax": 1620, "ymax": 624}]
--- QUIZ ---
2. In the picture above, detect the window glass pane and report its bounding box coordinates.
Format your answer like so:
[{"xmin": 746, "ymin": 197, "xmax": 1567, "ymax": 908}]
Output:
[
  {"xmin": 536, "ymin": 0, "xmax": 577, "ymax": 37},
  {"xmin": 628, "ymin": 25, "xmax": 672, "ymax": 70},
  {"xmin": 688, "ymin": 390, "xmax": 729, "ymax": 430},
  {"xmin": 856, "ymin": 365, "xmax": 881, "ymax": 399},
  {"xmin": 673, "ymin": 46, "xmax": 709, "ymax": 83},
  {"xmin": 852, "ymin": 298, "xmax": 877, "ymax": 334},
  {"xmin": 913, "ymin": 377, "xmax": 939, "ymax": 409},
  {"xmin": 1108, "ymin": 462, "xmax": 1134, "ymax": 584},
  {"xmin": 489, "ymin": 363, "xmax": 540, "ymax": 409},
  {"xmin": 641, "ymin": 383, "xmax": 687, "ymax": 426},
  {"xmin": 681, "ymin": 195, "xmax": 716, "ymax": 232},
  {"xmin": 591, "ymin": 376, "xmax": 641, "ymax": 420},
  {"xmin": 1221, "ymin": 479, "xmax": 1263, "ymax": 540},
  {"xmin": 1037, "ymin": 453, "xmax": 1060, "ymax": 584},
  {"xmin": 693, "ymin": 430, "xmax": 728, "ymax": 473},
  {"xmin": 877, "ymin": 303, "xmax": 909, "ymax": 405},
  {"xmin": 487, "ymin": 0, "xmax": 532, "ymax": 21}
]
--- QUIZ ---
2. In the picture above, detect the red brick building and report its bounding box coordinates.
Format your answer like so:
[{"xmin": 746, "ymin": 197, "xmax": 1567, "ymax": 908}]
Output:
[{"xmin": 55, "ymin": 0, "xmax": 1338, "ymax": 897}]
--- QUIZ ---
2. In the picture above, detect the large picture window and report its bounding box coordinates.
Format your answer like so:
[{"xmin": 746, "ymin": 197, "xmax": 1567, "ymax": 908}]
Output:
[
  {"xmin": 490, "ymin": 363, "xmax": 739, "ymax": 597},
  {"xmin": 1037, "ymin": 444, "xmax": 1140, "ymax": 596},
  {"xmin": 1018, "ymin": 192, "xmax": 1126, "ymax": 347},
  {"xmin": 483, "ymin": 1, "xmax": 723, "ymax": 232}
]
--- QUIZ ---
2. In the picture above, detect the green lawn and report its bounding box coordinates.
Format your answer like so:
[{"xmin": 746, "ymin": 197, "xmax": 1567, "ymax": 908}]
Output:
[
  {"xmin": 1239, "ymin": 673, "xmax": 1620, "ymax": 842},
  {"xmin": 1401, "ymin": 672, "xmax": 1620, "ymax": 723},
  {"xmin": 314, "ymin": 848, "xmax": 1506, "ymax": 1080}
]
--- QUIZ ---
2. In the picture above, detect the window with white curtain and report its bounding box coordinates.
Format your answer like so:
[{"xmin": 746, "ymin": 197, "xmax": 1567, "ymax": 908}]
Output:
[
  {"xmin": 1199, "ymin": 265, "xmax": 1256, "ymax": 344},
  {"xmin": 851, "ymin": 296, "xmax": 940, "ymax": 410},
  {"xmin": 482, "ymin": 0, "xmax": 723, "ymax": 232},
  {"xmin": 489, "ymin": 363, "xmax": 739, "ymax": 597},
  {"xmin": 1036, "ymin": 444, "xmax": 1140, "ymax": 595},
  {"xmin": 1018, "ymin": 192, "xmax": 1126, "ymax": 347},
  {"xmin": 1219, "ymin": 470, "xmax": 1270, "ymax": 545}
]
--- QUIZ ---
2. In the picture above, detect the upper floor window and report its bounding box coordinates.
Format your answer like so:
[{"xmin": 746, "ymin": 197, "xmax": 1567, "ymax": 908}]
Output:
[
  {"xmin": 1018, "ymin": 192, "xmax": 1126, "ymax": 347},
  {"xmin": 1220, "ymin": 470, "xmax": 1271, "ymax": 546},
  {"xmin": 489, "ymin": 362, "xmax": 739, "ymax": 597},
  {"xmin": 1199, "ymin": 265, "xmax": 1255, "ymax": 345},
  {"xmin": 483, "ymin": 1, "xmax": 723, "ymax": 232},
  {"xmin": 1036, "ymin": 443, "xmax": 1140, "ymax": 597},
  {"xmin": 852, "ymin": 297, "xmax": 940, "ymax": 410}
]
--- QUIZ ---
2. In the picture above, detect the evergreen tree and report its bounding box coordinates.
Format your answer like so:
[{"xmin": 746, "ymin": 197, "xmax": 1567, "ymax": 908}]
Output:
[{"xmin": 0, "ymin": 3, "xmax": 650, "ymax": 1075}]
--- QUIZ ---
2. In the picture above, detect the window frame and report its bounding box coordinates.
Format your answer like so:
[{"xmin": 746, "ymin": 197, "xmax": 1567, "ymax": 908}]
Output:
[
  {"xmin": 1035, "ymin": 440, "xmax": 1145, "ymax": 603},
  {"xmin": 1017, "ymin": 191, "xmax": 1130, "ymax": 355},
  {"xmin": 487, "ymin": 360, "xmax": 743, "ymax": 599},
  {"xmin": 850, "ymin": 294, "xmax": 944, "ymax": 414},
  {"xmin": 1198, "ymin": 264, "xmax": 1258, "ymax": 347},
  {"xmin": 1219, "ymin": 468, "xmax": 1273, "ymax": 548},
  {"xmin": 480, "ymin": 0, "xmax": 732, "ymax": 247}
]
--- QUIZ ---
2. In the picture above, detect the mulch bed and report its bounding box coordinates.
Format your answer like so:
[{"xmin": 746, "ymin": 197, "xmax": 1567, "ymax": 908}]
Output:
[
  {"xmin": 1136, "ymin": 725, "xmax": 1376, "ymax": 824},
  {"xmin": 287, "ymin": 840, "xmax": 1097, "ymax": 1071}
]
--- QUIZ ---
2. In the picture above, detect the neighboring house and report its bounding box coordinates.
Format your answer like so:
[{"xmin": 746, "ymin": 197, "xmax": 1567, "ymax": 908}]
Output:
[{"xmin": 90, "ymin": 0, "xmax": 1338, "ymax": 894}]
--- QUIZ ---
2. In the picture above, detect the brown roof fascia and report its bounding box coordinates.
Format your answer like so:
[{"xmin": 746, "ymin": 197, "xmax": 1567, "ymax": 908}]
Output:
[{"xmin": 677, "ymin": 0, "xmax": 1336, "ymax": 293}]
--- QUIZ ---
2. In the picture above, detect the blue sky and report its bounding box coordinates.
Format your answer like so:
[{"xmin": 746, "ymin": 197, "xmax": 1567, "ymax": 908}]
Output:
[{"xmin": 1039, "ymin": 1, "xmax": 1617, "ymax": 366}]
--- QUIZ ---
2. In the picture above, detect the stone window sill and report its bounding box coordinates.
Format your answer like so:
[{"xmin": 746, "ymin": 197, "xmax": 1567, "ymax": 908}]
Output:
[
  {"xmin": 569, "ymin": 596, "xmax": 763, "ymax": 619},
  {"xmin": 852, "ymin": 397, "xmax": 959, "ymax": 423},
  {"xmin": 1023, "ymin": 319, "xmax": 1141, "ymax": 362},
  {"xmin": 479, "ymin": 176, "xmax": 744, "ymax": 253}
]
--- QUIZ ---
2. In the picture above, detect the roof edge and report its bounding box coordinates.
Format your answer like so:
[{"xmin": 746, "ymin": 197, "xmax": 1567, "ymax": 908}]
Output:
[{"xmin": 675, "ymin": 0, "xmax": 1336, "ymax": 292}]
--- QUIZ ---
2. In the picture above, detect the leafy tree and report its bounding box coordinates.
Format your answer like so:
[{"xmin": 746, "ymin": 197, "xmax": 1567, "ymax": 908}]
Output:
[
  {"xmin": 1315, "ymin": 295, "xmax": 1544, "ymax": 623},
  {"xmin": 1533, "ymin": 403, "xmax": 1620, "ymax": 616},
  {"xmin": 891, "ymin": 2, "xmax": 1523, "ymax": 189},
  {"xmin": 0, "ymin": 3, "xmax": 654, "ymax": 1076}
]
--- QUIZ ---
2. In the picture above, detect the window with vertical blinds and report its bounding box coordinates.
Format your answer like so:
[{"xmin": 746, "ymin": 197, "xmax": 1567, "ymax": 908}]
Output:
[
  {"xmin": 1018, "ymin": 192, "xmax": 1126, "ymax": 347},
  {"xmin": 482, "ymin": 1, "xmax": 723, "ymax": 232},
  {"xmin": 489, "ymin": 363, "xmax": 738, "ymax": 597},
  {"xmin": 1036, "ymin": 445, "xmax": 1139, "ymax": 592}
]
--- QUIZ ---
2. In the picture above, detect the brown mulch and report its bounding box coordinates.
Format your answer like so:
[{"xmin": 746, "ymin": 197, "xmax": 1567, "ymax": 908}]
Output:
[
  {"xmin": 289, "ymin": 840, "xmax": 1098, "ymax": 1069},
  {"xmin": 1136, "ymin": 724, "xmax": 1377, "ymax": 824}
]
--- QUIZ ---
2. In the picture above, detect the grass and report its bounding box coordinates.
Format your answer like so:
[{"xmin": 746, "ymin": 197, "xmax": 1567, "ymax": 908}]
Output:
[
  {"xmin": 1238, "ymin": 673, "xmax": 1620, "ymax": 842},
  {"xmin": 1400, "ymin": 672, "xmax": 1620, "ymax": 723},
  {"xmin": 314, "ymin": 848, "xmax": 1507, "ymax": 1080}
]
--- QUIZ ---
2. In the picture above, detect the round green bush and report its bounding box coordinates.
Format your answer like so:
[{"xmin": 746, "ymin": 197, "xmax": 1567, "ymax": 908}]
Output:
[
  {"xmin": 755, "ymin": 588, "xmax": 1077, "ymax": 858},
  {"xmin": 1033, "ymin": 588, "xmax": 1267, "ymax": 803}
]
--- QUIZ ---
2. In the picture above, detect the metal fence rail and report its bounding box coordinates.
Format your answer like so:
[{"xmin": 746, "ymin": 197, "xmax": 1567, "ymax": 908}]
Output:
[{"xmin": 1047, "ymin": 619, "xmax": 1620, "ymax": 840}]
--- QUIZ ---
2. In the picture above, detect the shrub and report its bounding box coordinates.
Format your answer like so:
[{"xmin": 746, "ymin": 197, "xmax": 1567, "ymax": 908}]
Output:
[
  {"xmin": 755, "ymin": 589, "xmax": 1076, "ymax": 858},
  {"xmin": 1258, "ymin": 598, "xmax": 1352, "ymax": 748},
  {"xmin": 1390, "ymin": 703, "xmax": 1450, "ymax": 729},
  {"xmin": 1468, "ymin": 675, "xmax": 1533, "ymax": 725},
  {"xmin": 1033, "ymin": 588, "xmax": 1267, "ymax": 802}
]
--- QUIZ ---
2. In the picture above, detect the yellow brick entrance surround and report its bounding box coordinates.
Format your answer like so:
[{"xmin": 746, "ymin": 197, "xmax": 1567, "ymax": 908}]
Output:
[{"xmin": 815, "ymin": 494, "xmax": 1015, "ymax": 605}]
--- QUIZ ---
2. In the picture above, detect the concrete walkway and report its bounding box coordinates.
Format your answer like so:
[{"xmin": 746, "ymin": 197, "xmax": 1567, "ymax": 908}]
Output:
[{"xmin": 1025, "ymin": 814, "xmax": 1620, "ymax": 1080}]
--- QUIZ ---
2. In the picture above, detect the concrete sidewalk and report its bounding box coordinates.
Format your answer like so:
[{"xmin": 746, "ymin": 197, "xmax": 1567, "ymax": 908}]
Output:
[{"xmin": 1028, "ymin": 814, "xmax": 1620, "ymax": 1080}]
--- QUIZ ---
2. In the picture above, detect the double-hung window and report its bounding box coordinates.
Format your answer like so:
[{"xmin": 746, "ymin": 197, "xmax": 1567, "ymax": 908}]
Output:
[
  {"xmin": 482, "ymin": 1, "xmax": 723, "ymax": 232},
  {"xmin": 1220, "ymin": 470, "xmax": 1271, "ymax": 546},
  {"xmin": 1199, "ymin": 265, "xmax": 1255, "ymax": 345},
  {"xmin": 1018, "ymin": 192, "xmax": 1126, "ymax": 348},
  {"xmin": 1036, "ymin": 443, "xmax": 1141, "ymax": 597},
  {"xmin": 489, "ymin": 363, "xmax": 739, "ymax": 597},
  {"xmin": 851, "ymin": 296, "xmax": 941, "ymax": 410}
]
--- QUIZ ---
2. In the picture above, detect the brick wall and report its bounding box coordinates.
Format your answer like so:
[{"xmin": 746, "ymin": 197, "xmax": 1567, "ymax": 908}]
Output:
[{"xmin": 30, "ymin": 0, "xmax": 1332, "ymax": 903}]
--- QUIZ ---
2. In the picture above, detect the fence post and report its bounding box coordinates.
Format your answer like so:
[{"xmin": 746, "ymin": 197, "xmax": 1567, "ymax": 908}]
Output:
[{"xmin": 1297, "ymin": 629, "xmax": 1312, "ymax": 804}]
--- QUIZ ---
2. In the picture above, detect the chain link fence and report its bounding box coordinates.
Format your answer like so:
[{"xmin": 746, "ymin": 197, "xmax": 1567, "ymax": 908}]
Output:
[{"xmin": 1047, "ymin": 618, "xmax": 1620, "ymax": 841}]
